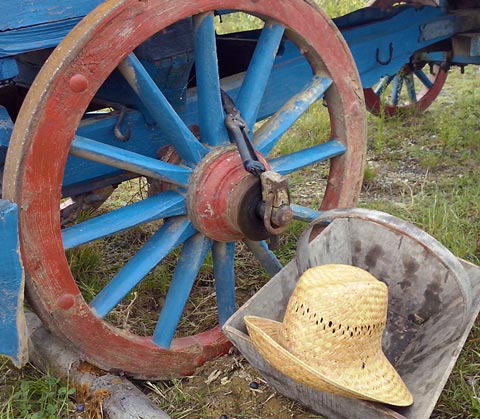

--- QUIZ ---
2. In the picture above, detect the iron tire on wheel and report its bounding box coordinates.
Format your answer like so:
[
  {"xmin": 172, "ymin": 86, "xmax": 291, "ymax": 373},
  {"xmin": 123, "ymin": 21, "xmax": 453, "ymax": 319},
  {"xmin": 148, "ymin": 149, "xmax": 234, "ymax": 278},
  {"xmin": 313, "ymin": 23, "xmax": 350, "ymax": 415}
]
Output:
[{"xmin": 4, "ymin": 0, "xmax": 366, "ymax": 379}]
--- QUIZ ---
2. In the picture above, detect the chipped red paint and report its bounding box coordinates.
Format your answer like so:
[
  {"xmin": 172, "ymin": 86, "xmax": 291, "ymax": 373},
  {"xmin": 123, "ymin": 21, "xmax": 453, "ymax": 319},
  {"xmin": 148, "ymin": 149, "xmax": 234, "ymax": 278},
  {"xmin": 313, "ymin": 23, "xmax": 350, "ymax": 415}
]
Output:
[
  {"xmin": 3, "ymin": 0, "xmax": 366, "ymax": 379},
  {"xmin": 188, "ymin": 147, "xmax": 270, "ymax": 242}
]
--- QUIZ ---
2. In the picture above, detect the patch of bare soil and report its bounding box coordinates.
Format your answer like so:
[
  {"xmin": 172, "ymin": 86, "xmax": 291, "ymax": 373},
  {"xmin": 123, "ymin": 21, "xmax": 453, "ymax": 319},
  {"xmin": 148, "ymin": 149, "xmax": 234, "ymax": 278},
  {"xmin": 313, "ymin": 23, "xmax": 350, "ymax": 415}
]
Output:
[{"xmin": 143, "ymin": 352, "xmax": 318, "ymax": 419}]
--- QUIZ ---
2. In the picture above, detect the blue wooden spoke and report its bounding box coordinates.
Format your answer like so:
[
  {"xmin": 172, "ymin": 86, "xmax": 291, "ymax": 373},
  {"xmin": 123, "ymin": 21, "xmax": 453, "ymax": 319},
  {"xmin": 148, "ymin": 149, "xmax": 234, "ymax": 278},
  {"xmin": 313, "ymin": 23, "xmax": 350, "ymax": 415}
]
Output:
[
  {"xmin": 212, "ymin": 242, "xmax": 236, "ymax": 325},
  {"xmin": 404, "ymin": 73, "xmax": 417, "ymax": 103},
  {"xmin": 236, "ymin": 22, "xmax": 285, "ymax": 131},
  {"xmin": 70, "ymin": 136, "xmax": 191, "ymax": 186},
  {"xmin": 90, "ymin": 217, "xmax": 196, "ymax": 318},
  {"xmin": 373, "ymin": 74, "xmax": 394, "ymax": 96},
  {"xmin": 254, "ymin": 76, "xmax": 332, "ymax": 156},
  {"xmin": 291, "ymin": 204, "xmax": 321, "ymax": 223},
  {"xmin": 268, "ymin": 139, "xmax": 346, "ymax": 176},
  {"xmin": 243, "ymin": 239, "xmax": 282, "ymax": 277},
  {"xmin": 153, "ymin": 233, "xmax": 212, "ymax": 348},
  {"xmin": 414, "ymin": 69, "xmax": 434, "ymax": 89},
  {"xmin": 193, "ymin": 13, "xmax": 228, "ymax": 147},
  {"xmin": 62, "ymin": 191, "xmax": 186, "ymax": 250},
  {"xmin": 117, "ymin": 54, "xmax": 208, "ymax": 164},
  {"xmin": 391, "ymin": 75, "xmax": 403, "ymax": 106}
]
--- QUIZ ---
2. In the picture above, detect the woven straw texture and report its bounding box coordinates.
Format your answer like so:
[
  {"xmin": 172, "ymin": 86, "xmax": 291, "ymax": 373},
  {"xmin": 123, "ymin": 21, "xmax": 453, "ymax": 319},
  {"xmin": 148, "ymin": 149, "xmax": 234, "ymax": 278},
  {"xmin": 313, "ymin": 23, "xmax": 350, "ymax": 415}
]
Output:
[{"xmin": 245, "ymin": 264, "xmax": 413, "ymax": 406}]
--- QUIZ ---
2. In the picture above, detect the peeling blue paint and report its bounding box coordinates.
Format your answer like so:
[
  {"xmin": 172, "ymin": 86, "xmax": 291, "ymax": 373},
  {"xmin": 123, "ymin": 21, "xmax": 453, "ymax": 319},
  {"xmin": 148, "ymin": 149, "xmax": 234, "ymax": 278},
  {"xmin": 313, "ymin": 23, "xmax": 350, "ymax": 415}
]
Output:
[{"xmin": 0, "ymin": 200, "xmax": 27, "ymax": 367}]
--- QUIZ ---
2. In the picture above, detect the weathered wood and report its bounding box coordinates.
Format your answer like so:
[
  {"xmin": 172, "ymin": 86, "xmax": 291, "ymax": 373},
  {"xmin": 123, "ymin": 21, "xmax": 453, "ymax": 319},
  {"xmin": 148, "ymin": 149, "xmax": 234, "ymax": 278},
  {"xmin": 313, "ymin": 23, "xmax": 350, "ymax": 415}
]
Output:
[
  {"xmin": 298, "ymin": 209, "xmax": 473, "ymax": 356},
  {"xmin": 0, "ymin": 200, "xmax": 27, "ymax": 367},
  {"xmin": 224, "ymin": 209, "xmax": 480, "ymax": 419},
  {"xmin": 0, "ymin": 1, "xmax": 102, "ymax": 31},
  {"xmin": 296, "ymin": 218, "xmax": 353, "ymax": 271},
  {"xmin": 26, "ymin": 313, "xmax": 172, "ymax": 419},
  {"xmin": 3, "ymin": 0, "xmax": 366, "ymax": 379}
]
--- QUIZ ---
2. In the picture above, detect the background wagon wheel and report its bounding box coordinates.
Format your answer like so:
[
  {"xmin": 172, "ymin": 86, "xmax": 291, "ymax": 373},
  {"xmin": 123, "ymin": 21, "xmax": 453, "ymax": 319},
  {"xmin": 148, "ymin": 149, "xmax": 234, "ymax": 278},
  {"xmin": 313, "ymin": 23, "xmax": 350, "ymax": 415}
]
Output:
[
  {"xmin": 3, "ymin": 0, "xmax": 366, "ymax": 379},
  {"xmin": 364, "ymin": 0, "xmax": 447, "ymax": 116},
  {"xmin": 363, "ymin": 63, "xmax": 448, "ymax": 116}
]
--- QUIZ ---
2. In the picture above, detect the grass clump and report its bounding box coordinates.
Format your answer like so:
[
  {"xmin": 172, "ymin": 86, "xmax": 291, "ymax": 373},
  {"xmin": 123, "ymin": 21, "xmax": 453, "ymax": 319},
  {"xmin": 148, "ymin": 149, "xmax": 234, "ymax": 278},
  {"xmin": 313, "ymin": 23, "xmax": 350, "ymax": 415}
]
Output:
[{"xmin": 0, "ymin": 362, "xmax": 75, "ymax": 419}]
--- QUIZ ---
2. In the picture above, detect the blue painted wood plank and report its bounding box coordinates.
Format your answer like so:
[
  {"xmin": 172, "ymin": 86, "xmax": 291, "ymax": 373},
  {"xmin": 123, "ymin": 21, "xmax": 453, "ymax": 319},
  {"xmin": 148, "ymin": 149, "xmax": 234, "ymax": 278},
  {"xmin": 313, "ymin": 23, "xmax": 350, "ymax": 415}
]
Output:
[
  {"xmin": 405, "ymin": 74, "xmax": 417, "ymax": 103},
  {"xmin": 391, "ymin": 76, "xmax": 403, "ymax": 106},
  {"xmin": 268, "ymin": 139, "xmax": 346, "ymax": 176},
  {"xmin": 153, "ymin": 233, "xmax": 212, "ymax": 348},
  {"xmin": 0, "ymin": 19, "xmax": 80, "ymax": 58},
  {"xmin": 0, "ymin": 105, "xmax": 14, "ymax": 148},
  {"xmin": 90, "ymin": 216, "xmax": 196, "ymax": 318},
  {"xmin": 291, "ymin": 204, "xmax": 321, "ymax": 223},
  {"xmin": 0, "ymin": 200, "xmax": 27, "ymax": 367},
  {"xmin": 193, "ymin": 13, "xmax": 229, "ymax": 147},
  {"xmin": 414, "ymin": 69, "xmax": 434, "ymax": 89},
  {"xmin": 62, "ymin": 191, "xmax": 186, "ymax": 250},
  {"xmin": 118, "ymin": 54, "xmax": 208, "ymax": 165},
  {"xmin": 62, "ymin": 111, "xmax": 172, "ymax": 193},
  {"xmin": 254, "ymin": 75, "xmax": 332, "ymax": 156},
  {"xmin": 373, "ymin": 75, "xmax": 394, "ymax": 96},
  {"xmin": 213, "ymin": 242, "xmax": 236, "ymax": 325},
  {"xmin": 0, "ymin": 58, "xmax": 18, "ymax": 80},
  {"xmin": 243, "ymin": 239, "xmax": 282, "ymax": 277},
  {"xmin": 341, "ymin": 6, "xmax": 456, "ymax": 88},
  {"xmin": 236, "ymin": 22, "xmax": 285, "ymax": 131},
  {"xmin": 0, "ymin": 1, "xmax": 102, "ymax": 31},
  {"xmin": 70, "ymin": 135, "xmax": 192, "ymax": 187}
]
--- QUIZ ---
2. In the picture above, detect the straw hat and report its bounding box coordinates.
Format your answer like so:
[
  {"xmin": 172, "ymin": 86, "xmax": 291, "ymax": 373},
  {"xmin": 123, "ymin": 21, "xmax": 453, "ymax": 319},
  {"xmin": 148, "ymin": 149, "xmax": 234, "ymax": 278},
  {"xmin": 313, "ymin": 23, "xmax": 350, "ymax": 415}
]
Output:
[{"xmin": 244, "ymin": 264, "xmax": 413, "ymax": 406}]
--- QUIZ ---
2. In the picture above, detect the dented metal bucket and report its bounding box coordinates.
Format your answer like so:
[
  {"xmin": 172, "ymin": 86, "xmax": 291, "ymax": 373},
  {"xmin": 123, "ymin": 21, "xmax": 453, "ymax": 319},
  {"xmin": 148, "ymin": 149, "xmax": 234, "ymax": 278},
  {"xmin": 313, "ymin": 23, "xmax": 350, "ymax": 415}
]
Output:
[{"xmin": 224, "ymin": 209, "xmax": 480, "ymax": 419}]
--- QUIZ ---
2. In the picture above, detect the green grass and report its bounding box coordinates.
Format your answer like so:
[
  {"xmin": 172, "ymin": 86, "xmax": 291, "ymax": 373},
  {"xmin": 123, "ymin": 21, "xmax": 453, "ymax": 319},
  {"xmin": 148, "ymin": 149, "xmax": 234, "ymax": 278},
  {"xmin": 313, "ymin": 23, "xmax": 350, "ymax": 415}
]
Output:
[
  {"xmin": 313, "ymin": 0, "xmax": 369, "ymax": 17},
  {"xmin": 215, "ymin": 0, "xmax": 369, "ymax": 34},
  {"xmin": 0, "ymin": 362, "xmax": 75, "ymax": 419}
]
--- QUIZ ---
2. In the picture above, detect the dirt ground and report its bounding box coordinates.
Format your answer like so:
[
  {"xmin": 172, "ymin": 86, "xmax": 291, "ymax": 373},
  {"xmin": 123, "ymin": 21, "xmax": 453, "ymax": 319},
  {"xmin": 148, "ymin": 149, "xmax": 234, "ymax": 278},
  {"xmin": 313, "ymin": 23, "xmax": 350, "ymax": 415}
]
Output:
[{"xmin": 143, "ymin": 350, "xmax": 319, "ymax": 419}]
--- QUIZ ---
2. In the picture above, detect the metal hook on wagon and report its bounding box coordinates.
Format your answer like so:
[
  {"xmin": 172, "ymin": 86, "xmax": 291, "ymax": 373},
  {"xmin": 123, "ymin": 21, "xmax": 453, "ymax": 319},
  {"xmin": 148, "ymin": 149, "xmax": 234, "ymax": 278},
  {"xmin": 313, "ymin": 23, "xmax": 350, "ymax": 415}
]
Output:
[
  {"xmin": 376, "ymin": 42, "xmax": 394, "ymax": 66},
  {"xmin": 114, "ymin": 106, "xmax": 131, "ymax": 142}
]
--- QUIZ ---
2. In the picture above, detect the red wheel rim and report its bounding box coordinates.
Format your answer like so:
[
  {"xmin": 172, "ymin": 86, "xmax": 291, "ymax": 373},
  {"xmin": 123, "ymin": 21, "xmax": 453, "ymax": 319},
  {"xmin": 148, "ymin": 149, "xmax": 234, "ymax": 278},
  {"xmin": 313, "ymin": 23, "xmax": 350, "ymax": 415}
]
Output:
[{"xmin": 4, "ymin": 0, "xmax": 366, "ymax": 379}]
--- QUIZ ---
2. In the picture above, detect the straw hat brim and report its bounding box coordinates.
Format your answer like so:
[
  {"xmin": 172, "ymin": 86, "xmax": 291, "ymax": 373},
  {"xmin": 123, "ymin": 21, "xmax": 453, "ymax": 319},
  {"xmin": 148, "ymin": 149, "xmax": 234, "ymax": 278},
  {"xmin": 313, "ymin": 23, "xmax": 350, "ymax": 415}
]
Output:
[{"xmin": 245, "ymin": 315, "xmax": 413, "ymax": 407}]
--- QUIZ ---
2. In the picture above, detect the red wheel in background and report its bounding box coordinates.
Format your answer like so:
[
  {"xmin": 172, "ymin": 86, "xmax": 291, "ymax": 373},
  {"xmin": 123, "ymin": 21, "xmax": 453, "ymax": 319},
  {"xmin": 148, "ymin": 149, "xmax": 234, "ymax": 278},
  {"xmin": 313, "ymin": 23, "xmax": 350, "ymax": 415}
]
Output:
[
  {"xmin": 364, "ymin": 64, "xmax": 448, "ymax": 116},
  {"xmin": 364, "ymin": 0, "xmax": 447, "ymax": 116}
]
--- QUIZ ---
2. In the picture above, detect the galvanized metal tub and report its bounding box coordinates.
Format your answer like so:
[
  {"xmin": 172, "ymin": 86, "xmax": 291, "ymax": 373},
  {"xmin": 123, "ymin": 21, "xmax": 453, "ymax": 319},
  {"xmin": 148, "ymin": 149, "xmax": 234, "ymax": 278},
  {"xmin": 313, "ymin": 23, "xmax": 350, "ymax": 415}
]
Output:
[{"xmin": 224, "ymin": 209, "xmax": 480, "ymax": 419}]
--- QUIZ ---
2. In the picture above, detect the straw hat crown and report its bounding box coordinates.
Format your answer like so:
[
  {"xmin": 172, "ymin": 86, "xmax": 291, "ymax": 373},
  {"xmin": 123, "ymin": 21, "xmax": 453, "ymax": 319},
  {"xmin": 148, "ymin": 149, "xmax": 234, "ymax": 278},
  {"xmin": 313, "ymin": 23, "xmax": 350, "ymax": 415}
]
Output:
[{"xmin": 245, "ymin": 264, "xmax": 413, "ymax": 406}]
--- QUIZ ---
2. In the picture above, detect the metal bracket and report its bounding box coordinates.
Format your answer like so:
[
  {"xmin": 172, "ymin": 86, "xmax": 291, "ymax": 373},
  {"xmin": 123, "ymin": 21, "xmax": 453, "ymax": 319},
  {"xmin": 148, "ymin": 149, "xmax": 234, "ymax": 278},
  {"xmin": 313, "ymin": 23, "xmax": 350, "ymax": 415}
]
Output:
[
  {"xmin": 221, "ymin": 91, "xmax": 293, "ymax": 248},
  {"xmin": 221, "ymin": 89, "xmax": 266, "ymax": 176},
  {"xmin": 260, "ymin": 171, "xmax": 293, "ymax": 236}
]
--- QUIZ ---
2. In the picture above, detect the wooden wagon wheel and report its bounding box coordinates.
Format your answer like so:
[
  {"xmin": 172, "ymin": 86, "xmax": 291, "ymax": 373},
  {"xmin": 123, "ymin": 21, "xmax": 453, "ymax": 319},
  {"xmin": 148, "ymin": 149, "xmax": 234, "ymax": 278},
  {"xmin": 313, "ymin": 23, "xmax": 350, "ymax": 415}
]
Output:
[
  {"xmin": 364, "ymin": 0, "xmax": 448, "ymax": 116},
  {"xmin": 3, "ymin": 0, "xmax": 366, "ymax": 379}
]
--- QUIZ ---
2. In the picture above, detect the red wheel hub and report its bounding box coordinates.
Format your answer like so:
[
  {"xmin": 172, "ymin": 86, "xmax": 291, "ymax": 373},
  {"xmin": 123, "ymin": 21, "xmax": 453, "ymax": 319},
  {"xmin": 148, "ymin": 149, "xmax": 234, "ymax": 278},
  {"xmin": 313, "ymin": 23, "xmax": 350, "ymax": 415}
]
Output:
[{"xmin": 188, "ymin": 147, "xmax": 270, "ymax": 242}]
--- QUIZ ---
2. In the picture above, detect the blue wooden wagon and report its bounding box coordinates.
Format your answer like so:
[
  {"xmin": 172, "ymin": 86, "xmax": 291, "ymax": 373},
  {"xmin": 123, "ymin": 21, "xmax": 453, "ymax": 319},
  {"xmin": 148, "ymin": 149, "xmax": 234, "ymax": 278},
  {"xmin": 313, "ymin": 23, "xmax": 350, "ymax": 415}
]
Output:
[{"xmin": 0, "ymin": 0, "xmax": 478, "ymax": 379}]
